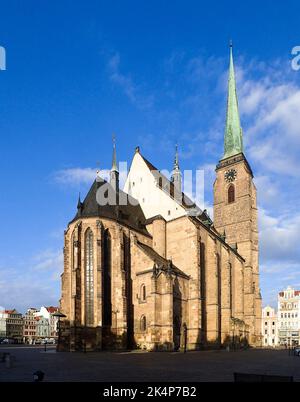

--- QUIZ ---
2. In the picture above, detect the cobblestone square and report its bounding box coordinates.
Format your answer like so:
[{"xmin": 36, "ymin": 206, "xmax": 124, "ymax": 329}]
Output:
[{"xmin": 0, "ymin": 346, "xmax": 299, "ymax": 382}]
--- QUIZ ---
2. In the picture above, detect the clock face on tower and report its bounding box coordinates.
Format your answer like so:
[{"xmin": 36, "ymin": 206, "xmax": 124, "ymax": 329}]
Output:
[{"xmin": 224, "ymin": 168, "xmax": 237, "ymax": 183}]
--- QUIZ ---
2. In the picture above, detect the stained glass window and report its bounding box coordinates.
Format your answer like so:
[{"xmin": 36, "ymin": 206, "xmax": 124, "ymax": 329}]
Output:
[{"xmin": 85, "ymin": 229, "xmax": 94, "ymax": 326}]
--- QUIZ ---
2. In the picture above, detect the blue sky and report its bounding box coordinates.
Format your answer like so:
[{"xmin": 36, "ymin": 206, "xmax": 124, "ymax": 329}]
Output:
[{"xmin": 0, "ymin": 0, "xmax": 300, "ymax": 312}]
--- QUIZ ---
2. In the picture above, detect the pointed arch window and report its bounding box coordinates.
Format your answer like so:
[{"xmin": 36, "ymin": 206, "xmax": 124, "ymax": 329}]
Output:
[
  {"xmin": 85, "ymin": 229, "xmax": 94, "ymax": 326},
  {"xmin": 140, "ymin": 315, "xmax": 147, "ymax": 332},
  {"xmin": 103, "ymin": 229, "xmax": 112, "ymax": 327},
  {"xmin": 228, "ymin": 185, "xmax": 235, "ymax": 204},
  {"xmin": 140, "ymin": 284, "xmax": 146, "ymax": 302}
]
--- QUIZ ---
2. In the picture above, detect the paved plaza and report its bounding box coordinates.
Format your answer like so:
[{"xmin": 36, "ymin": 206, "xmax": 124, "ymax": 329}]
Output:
[{"xmin": 0, "ymin": 346, "xmax": 299, "ymax": 382}]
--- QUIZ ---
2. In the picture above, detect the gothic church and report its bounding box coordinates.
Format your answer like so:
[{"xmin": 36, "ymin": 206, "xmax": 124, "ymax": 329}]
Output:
[{"xmin": 59, "ymin": 46, "xmax": 262, "ymax": 351}]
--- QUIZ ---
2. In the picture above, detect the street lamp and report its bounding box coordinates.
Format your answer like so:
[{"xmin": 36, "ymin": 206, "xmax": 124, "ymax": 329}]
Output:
[
  {"xmin": 44, "ymin": 319, "xmax": 50, "ymax": 352},
  {"xmin": 52, "ymin": 311, "xmax": 66, "ymax": 351}
]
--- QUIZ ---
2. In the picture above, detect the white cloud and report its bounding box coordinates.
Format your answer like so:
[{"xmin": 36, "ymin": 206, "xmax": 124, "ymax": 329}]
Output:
[
  {"xmin": 254, "ymin": 175, "xmax": 278, "ymax": 206},
  {"xmin": 0, "ymin": 248, "xmax": 63, "ymax": 313},
  {"xmin": 235, "ymin": 62, "xmax": 300, "ymax": 179},
  {"xmin": 53, "ymin": 166, "xmax": 129, "ymax": 189},
  {"xmin": 108, "ymin": 53, "xmax": 154, "ymax": 110},
  {"xmin": 259, "ymin": 209, "xmax": 300, "ymax": 264},
  {"xmin": 54, "ymin": 167, "xmax": 97, "ymax": 185},
  {"xmin": 32, "ymin": 249, "xmax": 63, "ymax": 273}
]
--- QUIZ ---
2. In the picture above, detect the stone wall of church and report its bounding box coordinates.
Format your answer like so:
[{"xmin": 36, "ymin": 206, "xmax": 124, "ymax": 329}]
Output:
[
  {"xmin": 60, "ymin": 217, "xmax": 153, "ymax": 351},
  {"xmin": 131, "ymin": 235, "xmax": 189, "ymax": 351},
  {"xmin": 163, "ymin": 215, "xmax": 247, "ymax": 349},
  {"xmin": 61, "ymin": 186, "xmax": 256, "ymax": 351}
]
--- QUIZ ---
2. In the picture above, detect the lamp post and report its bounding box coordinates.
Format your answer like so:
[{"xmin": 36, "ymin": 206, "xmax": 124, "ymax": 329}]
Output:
[
  {"xmin": 52, "ymin": 311, "xmax": 66, "ymax": 351},
  {"xmin": 183, "ymin": 323, "xmax": 187, "ymax": 353},
  {"xmin": 44, "ymin": 319, "xmax": 50, "ymax": 352}
]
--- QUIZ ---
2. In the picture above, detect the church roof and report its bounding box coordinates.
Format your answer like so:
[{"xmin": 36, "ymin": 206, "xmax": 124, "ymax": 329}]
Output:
[
  {"xmin": 70, "ymin": 179, "xmax": 150, "ymax": 237},
  {"xmin": 136, "ymin": 240, "xmax": 190, "ymax": 279},
  {"xmin": 140, "ymin": 153, "xmax": 204, "ymax": 217}
]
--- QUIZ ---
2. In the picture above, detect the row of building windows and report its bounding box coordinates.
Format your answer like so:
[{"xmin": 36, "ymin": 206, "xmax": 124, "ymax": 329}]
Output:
[
  {"xmin": 280, "ymin": 322, "xmax": 298, "ymax": 328},
  {"xmin": 280, "ymin": 303, "xmax": 298, "ymax": 309},
  {"xmin": 264, "ymin": 338, "xmax": 276, "ymax": 344},
  {"xmin": 264, "ymin": 321, "xmax": 276, "ymax": 326},
  {"xmin": 280, "ymin": 313, "xmax": 298, "ymax": 319}
]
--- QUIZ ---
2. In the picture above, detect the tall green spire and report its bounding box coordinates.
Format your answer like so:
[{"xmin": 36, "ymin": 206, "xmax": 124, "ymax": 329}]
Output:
[{"xmin": 223, "ymin": 43, "xmax": 243, "ymax": 160}]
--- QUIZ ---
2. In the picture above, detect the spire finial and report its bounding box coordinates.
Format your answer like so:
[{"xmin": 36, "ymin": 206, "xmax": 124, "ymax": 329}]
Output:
[
  {"xmin": 111, "ymin": 133, "xmax": 118, "ymax": 172},
  {"xmin": 110, "ymin": 134, "xmax": 119, "ymax": 192},
  {"xmin": 96, "ymin": 160, "xmax": 100, "ymax": 175},
  {"xmin": 223, "ymin": 43, "xmax": 243, "ymax": 160},
  {"xmin": 77, "ymin": 192, "xmax": 83, "ymax": 211},
  {"xmin": 174, "ymin": 143, "xmax": 179, "ymax": 169},
  {"xmin": 171, "ymin": 143, "xmax": 182, "ymax": 193},
  {"xmin": 229, "ymin": 39, "xmax": 233, "ymax": 48}
]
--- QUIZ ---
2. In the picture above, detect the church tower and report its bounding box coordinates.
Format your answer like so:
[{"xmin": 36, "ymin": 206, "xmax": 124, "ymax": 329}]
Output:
[{"xmin": 213, "ymin": 44, "xmax": 262, "ymax": 345}]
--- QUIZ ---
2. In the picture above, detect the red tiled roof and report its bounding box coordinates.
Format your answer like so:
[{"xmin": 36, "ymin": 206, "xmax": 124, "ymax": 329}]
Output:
[
  {"xmin": 46, "ymin": 306, "xmax": 59, "ymax": 313},
  {"xmin": 279, "ymin": 290, "xmax": 300, "ymax": 297}
]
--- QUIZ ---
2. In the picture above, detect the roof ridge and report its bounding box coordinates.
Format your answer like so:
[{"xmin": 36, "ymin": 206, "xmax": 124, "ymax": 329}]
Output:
[
  {"xmin": 139, "ymin": 153, "xmax": 201, "ymax": 214},
  {"xmin": 136, "ymin": 240, "xmax": 190, "ymax": 279}
]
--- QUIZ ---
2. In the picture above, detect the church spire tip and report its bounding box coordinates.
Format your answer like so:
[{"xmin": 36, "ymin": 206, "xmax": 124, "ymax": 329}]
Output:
[
  {"xmin": 77, "ymin": 192, "xmax": 83, "ymax": 211},
  {"xmin": 111, "ymin": 134, "xmax": 118, "ymax": 172},
  {"xmin": 223, "ymin": 43, "xmax": 243, "ymax": 160},
  {"xmin": 110, "ymin": 134, "xmax": 119, "ymax": 192},
  {"xmin": 174, "ymin": 144, "xmax": 179, "ymax": 169}
]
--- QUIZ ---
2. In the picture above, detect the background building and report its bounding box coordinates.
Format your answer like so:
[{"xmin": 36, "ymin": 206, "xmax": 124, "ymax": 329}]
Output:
[
  {"xmin": 0, "ymin": 309, "xmax": 23, "ymax": 343},
  {"xmin": 23, "ymin": 308, "xmax": 38, "ymax": 344},
  {"xmin": 35, "ymin": 316, "xmax": 50, "ymax": 339},
  {"xmin": 34, "ymin": 306, "xmax": 59, "ymax": 339},
  {"xmin": 0, "ymin": 311, "xmax": 7, "ymax": 339},
  {"xmin": 277, "ymin": 286, "xmax": 300, "ymax": 346},
  {"xmin": 262, "ymin": 306, "xmax": 278, "ymax": 347}
]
